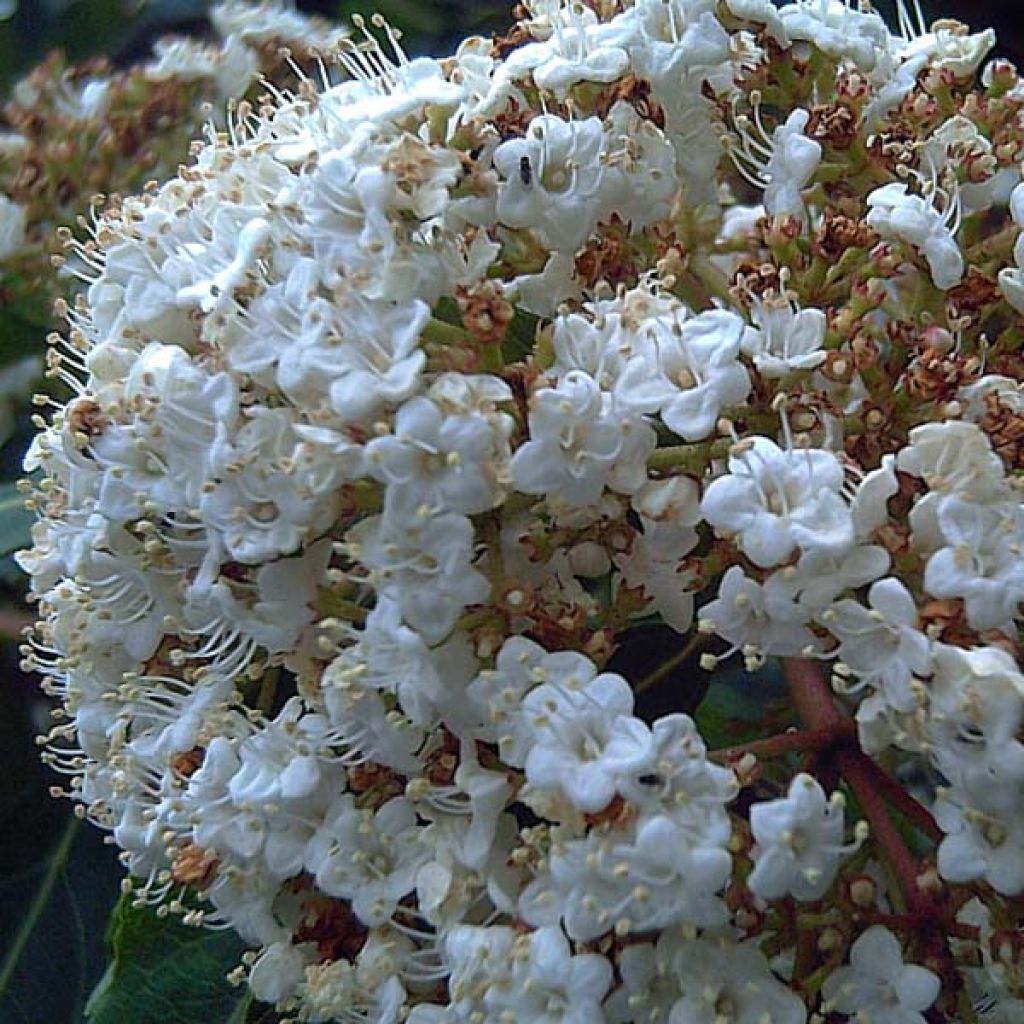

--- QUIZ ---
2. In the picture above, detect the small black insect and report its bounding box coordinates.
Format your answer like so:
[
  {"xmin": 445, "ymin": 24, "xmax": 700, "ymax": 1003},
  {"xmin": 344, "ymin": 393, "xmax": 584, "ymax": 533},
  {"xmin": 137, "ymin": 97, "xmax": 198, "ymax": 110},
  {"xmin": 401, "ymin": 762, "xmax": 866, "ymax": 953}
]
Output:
[
  {"xmin": 519, "ymin": 155, "xmax": 533, "ymax": 186},
  {"xmin": 637, "ymin": 773, "xmax": 663, "ymax": 787}
]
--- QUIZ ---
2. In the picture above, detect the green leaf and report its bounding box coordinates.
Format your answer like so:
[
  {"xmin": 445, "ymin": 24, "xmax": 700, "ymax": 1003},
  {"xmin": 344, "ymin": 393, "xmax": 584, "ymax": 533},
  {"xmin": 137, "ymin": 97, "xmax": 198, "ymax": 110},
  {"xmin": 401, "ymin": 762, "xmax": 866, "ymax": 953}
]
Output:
[
  {"xmin": 501, "ymin": 309, "xmax": 539, "ymax": 364},
  {"xmin": 0, "ymin": 681, "xmax": 123, "ymax": 1024},
  {"xmin": 86, "ymin": 894, "xmax": 250, "ymax": 1024},
  {"xmin": 0, "ymin": 481, "xmax": 32, "ymax": 559},
  {"xmin": 695, "ymin": 659, "xmax": 790, "ymax": 750},
  {"xmin": 0, "ymin": 303, "xmax": 47, "ymax": 369}
]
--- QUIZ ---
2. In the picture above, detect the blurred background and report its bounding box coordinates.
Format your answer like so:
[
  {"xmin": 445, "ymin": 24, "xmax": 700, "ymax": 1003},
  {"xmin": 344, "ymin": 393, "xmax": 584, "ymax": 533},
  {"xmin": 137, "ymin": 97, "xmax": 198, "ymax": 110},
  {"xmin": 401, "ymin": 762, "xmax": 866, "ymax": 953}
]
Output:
[{"xmin": 0, "ymin": 1, "xmax": 1019, "ymax": 1022}]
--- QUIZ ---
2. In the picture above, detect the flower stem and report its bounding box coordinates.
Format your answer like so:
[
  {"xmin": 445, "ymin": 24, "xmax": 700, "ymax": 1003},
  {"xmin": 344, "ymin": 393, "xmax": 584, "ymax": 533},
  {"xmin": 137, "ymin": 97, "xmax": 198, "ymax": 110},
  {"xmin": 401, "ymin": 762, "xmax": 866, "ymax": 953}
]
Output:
[
  {"xmin": 709, "ymin": 724, "xmax": 852, "ymax": 763},
  {"xmin": 633, "ymin": 632, "xmax": 705, "ymax": 695},
  {"xmin": 782, "ymin": 659, "xmax": 940, "ymax": 920}
]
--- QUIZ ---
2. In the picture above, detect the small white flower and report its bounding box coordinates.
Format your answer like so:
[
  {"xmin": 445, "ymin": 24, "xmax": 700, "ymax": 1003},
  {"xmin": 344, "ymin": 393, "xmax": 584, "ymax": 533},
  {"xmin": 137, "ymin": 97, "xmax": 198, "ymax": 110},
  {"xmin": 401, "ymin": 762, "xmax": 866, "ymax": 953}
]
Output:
[
  {"xmin": 248, "ymin": 941, "xmax": 318, "ymax": 1006},
  {"xmin": 822, "ymin": 925, "xmax": 941, "ymax": 1024},
  {"xmin": 516, "ymin": 668, "xmax": 649, "ymax": 813},
  {"xmin": 344, "ymin": 502, "xmax": 490, "ymax": 644},
  {"xmin": 492, "ymin": 114, "xmax": 608, "ymax": 253},
  {"xmin": 699, "ymin": 565, "xmax": 823, "ymax": 662},
  {"xmin": 305, "ymin": 795, "xmax": 429, "ymax": 927},
  {"xmin": 520, "ymin": 813, "xmax": 732, "ymax": 940},
  {"xmin": 500, "ymin": 4, "xmax": 630, "ymax": 97},
  {"xmin": 897, "ymin": 421, "xmax": 1007, "ymax": 503},
  {"xmin": 763, "ymin": 109, "xmax": 823, "ymax": 222},
  {"xmin": 900, "ymin": 21, "xmax": 995, "ymax": 78},
  {"xmin": 748, "ymin": 773, "xmax": 856, "ymax": 901},
  {"xmin": 866, "ymin": 180, "xmax": 964, "ymax": 290},
  {"xmin": 742, "ymin": 295, "xmax": 828, "ymax": 378},
  {"xmin": 511, "ymin": 371, "xmax": 655, "ymax": 506},
  {"xmin": 661, "ymin": 930, "xmax": 808, "ymax": 1024},
  {"xmin": 821, "ymin": 577, "xmax": 931, "ymax": 712},
  {"xmin": 365, "ymin": 393, "xmax": 511, "ymax": 515},
  {"xmin": 935, "ymin": 787, "xmax": 1024, "ymax": 896},
  {"xmin": 921, "ymin": 496, "xmax": 1024, "ymax": 634},
  {"xmin": 0, "ymin": 195, "xmax": 26, "ymax": 262},
  {"xmin": 701, "ymin": 436, "xmax": 854, "ymax": 568}
]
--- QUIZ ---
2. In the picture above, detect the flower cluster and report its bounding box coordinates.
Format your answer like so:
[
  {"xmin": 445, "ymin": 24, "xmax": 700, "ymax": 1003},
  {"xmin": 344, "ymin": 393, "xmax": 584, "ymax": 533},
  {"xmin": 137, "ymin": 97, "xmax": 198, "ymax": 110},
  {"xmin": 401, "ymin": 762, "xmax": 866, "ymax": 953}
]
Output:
[
  {"xmin": 0, "ymin": 0, "xmax": 349, "ymax": 324},
  {"xmin": 20, "ymin": 1, "xmax": 1024, "ymax": 1022}
]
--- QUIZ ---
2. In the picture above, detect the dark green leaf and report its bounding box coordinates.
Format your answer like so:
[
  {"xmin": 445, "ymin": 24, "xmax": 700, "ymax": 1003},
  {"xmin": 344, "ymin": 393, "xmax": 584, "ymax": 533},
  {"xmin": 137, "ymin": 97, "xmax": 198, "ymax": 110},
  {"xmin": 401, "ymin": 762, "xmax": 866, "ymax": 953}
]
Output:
[
  {"xmin": 695, "ymin": 659, "xmax": 790, "ymax": 750},
  {"xmin": 502, "ymin": 309, "xmax": 539, "ymax": 364},
  {"xmin": 0, "ymin": 673, "xmax": 122, "ymax": 1024},
  {"xmin": 86, "ymin": 894, "xmax": 249, "ymax": 1024},
  {"xmin": 0, "ymin": 305, "xmax": 46, "ymax": 370},
  {"xmin": 0, "ymin": 481, "xmax": 32, "ymax": 559}
]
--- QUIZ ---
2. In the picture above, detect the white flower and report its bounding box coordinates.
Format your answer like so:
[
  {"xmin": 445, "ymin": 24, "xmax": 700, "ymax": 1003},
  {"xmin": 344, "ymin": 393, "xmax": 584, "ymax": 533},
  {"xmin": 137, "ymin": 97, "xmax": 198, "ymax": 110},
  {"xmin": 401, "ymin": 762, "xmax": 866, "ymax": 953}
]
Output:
[
  {"xmin": 926, "ymin": 644, "xmax": 1024, "ymax": 783},
  {"xmin": 599, "ymin": 102, "xmax": 680, "ymax": 229},
  {"xmin": 517, "ymin": 669, "xmax": 650, "ymax": 813},
  {"xmin": 201, "ymin": 406, "xmax": 342, "ymax": 564},
  {"xmin": 211, "ymin": 0, "xmax": 351, "ymax": 51},
  {"xmin": 492, "ymin": 114, "xmax": 608, "ymax": 253},
  {"xmin": 922, "ymin": 497, "xmax": 1024, "ymax": 633},
  {"xmin": 701, "ymin": 436, "xmax": 854, "ymax": 568},
  {"xmin": 748, "ymin": 773, "xmax": 856, "ymax": 900},
  {"xmin": 614, "ymin": 713, "xmax": 737, "ymax": 842},
  {"xmin": 423, "ymin": 924, "xmax": 612, "ymax": 1024},
  {"xmin": 821, "ymin": 578, "xmax": 931, "ymax": 712},
  {"xmin": 365, "ymin": 392, "xmax": 512, "ymax": 515},
  {"xmin": 511, "ymin": 371, "xmax": 655, "ymax": 506},
  {"xmin": 0, "ymin": 195, "xmax": 26, "ymax": 261},
  {"xmin": 322, "ymin": 595, "xmax": 476, "ymax": 731},
  {"xmin": 500, "ymin": 4, "xmax": 630, "ymax": 97},
  {"xmin": 661, "ymin": 930, "xmax": 808, "ymax": 1024},
  {"xmin": 762, "ymin": 109, "xmax": 822, "ymax": 222},
  {"xmin": 900, "ymin": 21, "xmax": 995, "ymax": 78},
  {"xmin": 467, "ymin": 636, "xmax": 612, "ymax": 756},
  {"xmin": 248, "ymin": 941, "xmax": 318, "ymax": 1006},
  {"xmin": 520, "ymin": 813, "xmax": 732, "ymax": 940},
  {"xmin": 866, "ymin": 181, "xmax": 965, "ymax": 290},
  {"xmin": 742, "ymin": 296, "xmax": 828, "ymax": 378},
  {"xmin": 305, "ymin": 795, "xmax": 429, "ymax": 927},
  {"xmin": 822, "ymin": 926, "xmax": 941, "ymax": 1024},
  {"xmin": 657, "ymin": 309, "xmax": 754, "ymax": 441},
  {"xmin": 896, "ymin": 421, "xmax": 1007, "ymax": 502},
  {"xmin": 699, "ymin": 565, "xmax": 823, "ymax": 662},
  {"xmin": 344, "ymin": 502, "xmax": 490, "ymax": 644},
  {"xmin": 296, "ymin": 957, "xmax": 406, "ymax": 1024},
  {"xmin": 998, "ymin": 182, "xmax": 1024, "ymax": 313},
  {"xmin": 779, "ymin": 0, "xmax": 891, "ymax": 72},
  {"xmin": 934, "ymin": 787, "xmax": 1024, "ymax": 896},
  {"xmin": 548, "ymin": 291, "xmax": 752, "ymax": 443}
]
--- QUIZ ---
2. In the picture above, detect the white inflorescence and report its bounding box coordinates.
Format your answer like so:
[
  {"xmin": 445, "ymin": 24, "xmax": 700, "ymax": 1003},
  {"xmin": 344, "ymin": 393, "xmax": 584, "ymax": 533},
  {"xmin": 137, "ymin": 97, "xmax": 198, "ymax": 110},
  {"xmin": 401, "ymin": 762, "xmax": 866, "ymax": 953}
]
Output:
[{"xmin": 19, "ymin": 1, "xmax": 1024, "ymax": 1021}]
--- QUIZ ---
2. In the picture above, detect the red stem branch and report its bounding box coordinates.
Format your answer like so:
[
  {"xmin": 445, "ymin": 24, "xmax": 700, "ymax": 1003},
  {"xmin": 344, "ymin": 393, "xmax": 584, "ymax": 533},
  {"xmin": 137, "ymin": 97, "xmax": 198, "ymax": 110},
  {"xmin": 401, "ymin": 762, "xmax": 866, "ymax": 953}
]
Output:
[
  {"xmin": 781, "ymin": 658, "xmax": 941, "ymax": 921},
  {"xmin": 850, "ymin": 747, "xmax": 941, "ymax": 840},
  {"xmin": 710, "ymin": 724, "xmax": 853, "ymax": 763}
]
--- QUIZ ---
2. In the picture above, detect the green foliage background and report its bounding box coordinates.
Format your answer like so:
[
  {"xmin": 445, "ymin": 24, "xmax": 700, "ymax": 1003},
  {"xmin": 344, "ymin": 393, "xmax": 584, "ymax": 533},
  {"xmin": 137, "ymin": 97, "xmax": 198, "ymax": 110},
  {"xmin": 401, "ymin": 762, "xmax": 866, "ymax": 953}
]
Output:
[{"xmin": 0, "ymin": 1, "xmax": 1020, "ymax": 1023}]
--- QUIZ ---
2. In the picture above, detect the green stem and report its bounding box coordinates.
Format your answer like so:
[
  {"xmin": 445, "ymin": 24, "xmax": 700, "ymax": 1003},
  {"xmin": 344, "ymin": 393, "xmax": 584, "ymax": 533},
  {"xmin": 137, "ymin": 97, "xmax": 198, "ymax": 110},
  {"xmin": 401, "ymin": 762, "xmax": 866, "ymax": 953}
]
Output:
[
  {"xmin": 633, "ymin": 633, "xmax": 705, "ymax": 695},
  {"xmin": 688, "ymin": 256, "xmax": 734, "ymax": 306},
  {"xmin": 315, "ymin": 592, "xmax": 368, "ymax": 624},
  {"xmin": 421, "ymin": 317, "xmax": 473, "ymax": 347},
  {"xmin": 0, "ymin": 814, "xmax": 79, "ymax": 996},
  {"xmin": 256, "ymin": 667, "xmax": 281, "ymax": 715},
  {"xmin": 648, "ymin": 440, "xmax": 728, "ymax": 473}
]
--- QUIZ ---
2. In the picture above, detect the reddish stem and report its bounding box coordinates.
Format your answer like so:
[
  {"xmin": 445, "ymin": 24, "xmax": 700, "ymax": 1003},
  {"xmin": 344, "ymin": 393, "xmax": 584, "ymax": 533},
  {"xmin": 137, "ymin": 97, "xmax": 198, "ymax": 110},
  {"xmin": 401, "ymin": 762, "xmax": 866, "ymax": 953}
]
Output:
[
  {"xmin": 781, "ymin": 659, "xmax": 940, "ymax": 921},
  {"xmin": 850, "ymin": 748, "xmax": 941, "ymax": 840},
  {"xmin": 856, "ymin": 910, "xmax": 979, "ymax": 941},
  {"xmin": 711, "ymin": 724, "xmax": 853, "ymax": 763},
  {"xmin": 783, "ymin": 657, "xmax": 848, "ymax": 733},
  {"xmin": 835, "ymin": 746, "xmax": 933, "ymax": 917}
]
